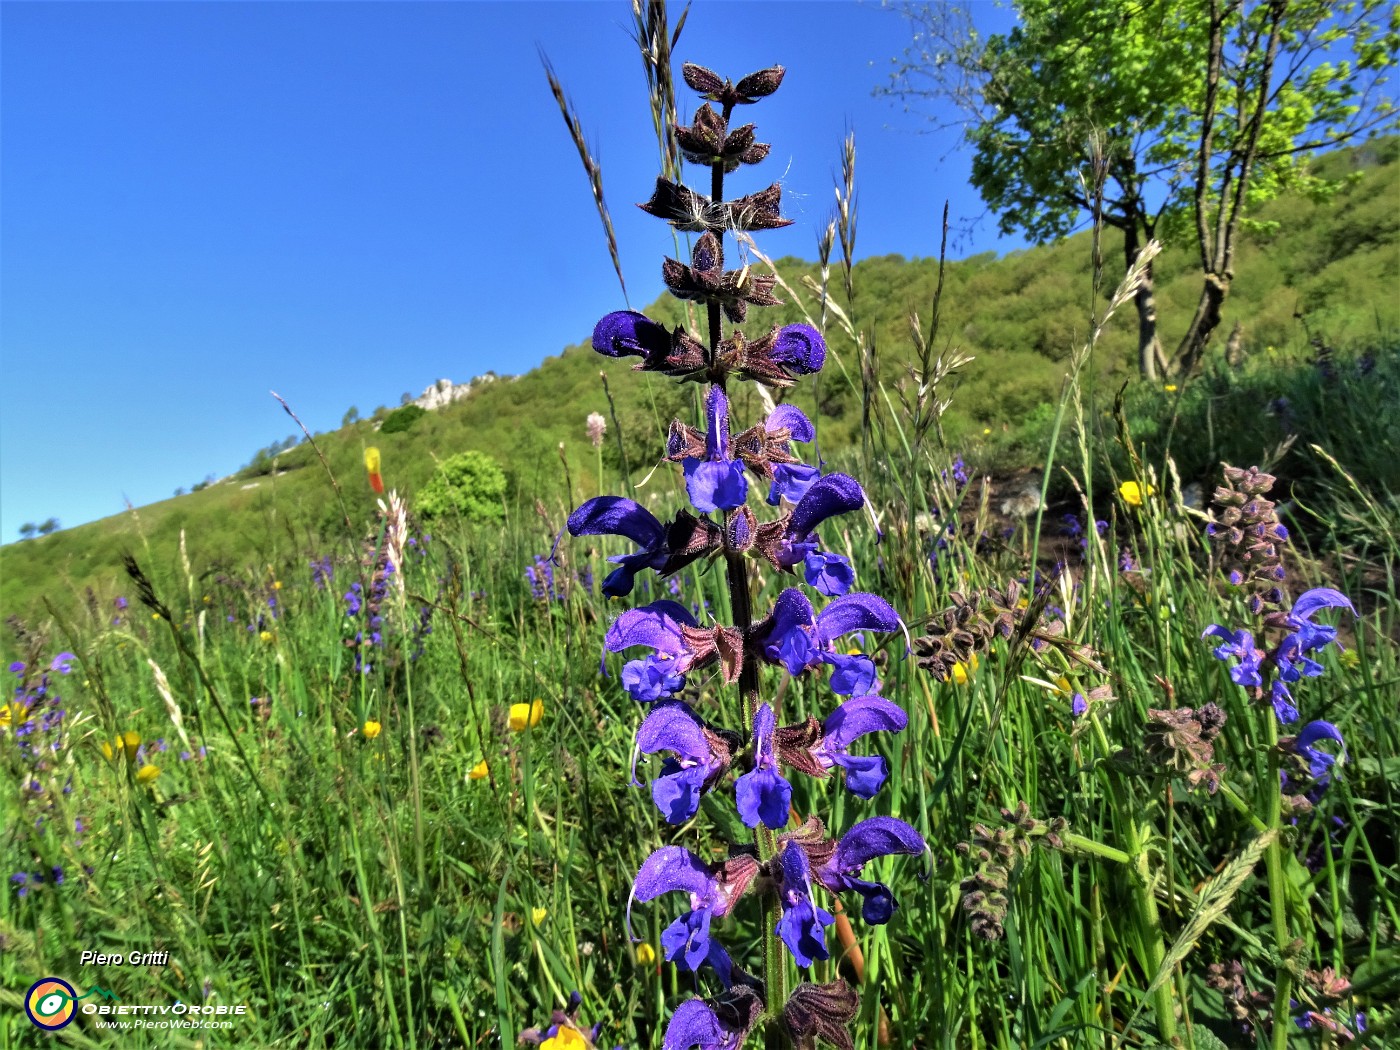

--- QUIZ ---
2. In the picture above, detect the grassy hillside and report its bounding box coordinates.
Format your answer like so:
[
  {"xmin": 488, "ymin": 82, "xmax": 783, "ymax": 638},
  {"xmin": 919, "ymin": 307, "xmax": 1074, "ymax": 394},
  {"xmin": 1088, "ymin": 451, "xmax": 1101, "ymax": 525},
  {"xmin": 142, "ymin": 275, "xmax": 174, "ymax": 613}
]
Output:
[{"xmin": 3, "ymin": 138, "xmax": 1396, "ymax": 624}]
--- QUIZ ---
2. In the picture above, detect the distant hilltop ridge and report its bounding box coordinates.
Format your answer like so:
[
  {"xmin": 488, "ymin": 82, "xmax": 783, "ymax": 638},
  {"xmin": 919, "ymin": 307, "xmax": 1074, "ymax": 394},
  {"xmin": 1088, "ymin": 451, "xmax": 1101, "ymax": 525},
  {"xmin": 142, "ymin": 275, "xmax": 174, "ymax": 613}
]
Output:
[{"xmin": 410, "ymin": 373, "xmax": 513, "ymax": 412}]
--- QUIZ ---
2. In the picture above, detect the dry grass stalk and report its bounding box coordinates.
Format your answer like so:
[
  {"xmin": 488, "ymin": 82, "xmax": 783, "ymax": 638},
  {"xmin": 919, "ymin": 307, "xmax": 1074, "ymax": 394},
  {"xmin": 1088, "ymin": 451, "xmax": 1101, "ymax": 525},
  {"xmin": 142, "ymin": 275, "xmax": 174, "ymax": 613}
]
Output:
[{"xmin": 541, "ymin": 53, "xmax": 628, "ymax": 305}]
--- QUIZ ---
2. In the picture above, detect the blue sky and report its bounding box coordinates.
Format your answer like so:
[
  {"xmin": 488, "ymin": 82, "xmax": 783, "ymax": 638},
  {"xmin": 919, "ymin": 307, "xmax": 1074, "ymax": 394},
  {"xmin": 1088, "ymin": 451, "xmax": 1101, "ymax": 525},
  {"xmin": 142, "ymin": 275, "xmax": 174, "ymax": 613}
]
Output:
[{"xmin": 1, "ymin": 1, "xmax": 1022, "ymax": 542}]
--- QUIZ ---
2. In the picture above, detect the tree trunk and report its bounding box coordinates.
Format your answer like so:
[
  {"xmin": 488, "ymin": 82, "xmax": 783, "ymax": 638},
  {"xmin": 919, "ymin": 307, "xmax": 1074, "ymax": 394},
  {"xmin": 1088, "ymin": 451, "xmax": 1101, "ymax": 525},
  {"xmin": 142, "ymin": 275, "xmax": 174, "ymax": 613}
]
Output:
[
  {"xmin": 1124, "ymin": 225, "xmax": 1162, "ymax": 381},
  {"xmin": 1175, "ymin": 271, "xmax": 1230, "ymax": 377}
]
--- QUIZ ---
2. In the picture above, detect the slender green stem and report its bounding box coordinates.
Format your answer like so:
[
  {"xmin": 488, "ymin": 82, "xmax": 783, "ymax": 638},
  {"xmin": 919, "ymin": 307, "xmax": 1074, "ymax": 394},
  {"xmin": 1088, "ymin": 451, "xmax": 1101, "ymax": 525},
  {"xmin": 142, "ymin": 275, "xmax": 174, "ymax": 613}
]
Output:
[
  {"xmin": 1122, "ymin": 819, "xmax": 1178, "ymax": 1043},
  {"xmin": 1263, "ymin": 711, "xmax": 1295, "ymax": 1050}
]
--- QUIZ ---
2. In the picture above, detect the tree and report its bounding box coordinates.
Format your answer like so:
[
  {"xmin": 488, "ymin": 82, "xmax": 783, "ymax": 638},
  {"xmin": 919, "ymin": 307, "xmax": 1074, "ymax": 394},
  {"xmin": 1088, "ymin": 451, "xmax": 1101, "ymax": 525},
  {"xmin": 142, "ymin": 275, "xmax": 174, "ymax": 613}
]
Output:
[
  {"xmin": 417, "ymin": 451, "xmax": 508, "ymax": 522},
  {"xmin": 18, "ymin": 522, "xmax": 37, "ymax": 540},
  {"xmin": 883, "ymin": 0, "xmax": 1397, "ymax": 378},
  {"xmin": 37, "ymin": 518, "xmax": 60, "ymax": 536},
  {"xmin": 341, "ymin": 406, "xmax": 361, "ymax": 428}
]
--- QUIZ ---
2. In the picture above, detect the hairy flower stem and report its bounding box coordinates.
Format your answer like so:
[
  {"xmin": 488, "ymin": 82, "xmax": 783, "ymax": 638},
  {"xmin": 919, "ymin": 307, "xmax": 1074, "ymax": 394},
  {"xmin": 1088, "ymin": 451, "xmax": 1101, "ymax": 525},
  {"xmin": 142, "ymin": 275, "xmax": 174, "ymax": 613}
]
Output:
[
  {"xmin": 708, "ymin": 114, "xmax": 787, "ymax": 1047},
  {"xmin": 726, "ymin": 545, "xmax": 788, "ymax": 1043},
  {"xmin": 1263, "ymin": 712, "xmax": 1294, "ymax": 1050}
]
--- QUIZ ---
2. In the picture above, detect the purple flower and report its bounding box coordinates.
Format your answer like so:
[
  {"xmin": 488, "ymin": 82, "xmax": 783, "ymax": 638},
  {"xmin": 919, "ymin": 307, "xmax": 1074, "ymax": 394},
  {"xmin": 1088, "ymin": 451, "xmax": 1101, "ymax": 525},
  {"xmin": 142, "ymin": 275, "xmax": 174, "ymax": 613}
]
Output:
[
  {"xmin": 1071, "ymin": 692, "xmax": 1088, "ymax": 718},
  {"xmin": 1276, "ymin": 587, "xmax": 1355, "ymax": 677},
  {"xmin": 809, "ymin": 816, "xmax": 926, "ymax": 924},
  {"xmin": 769, "ymin": 323, "xmax": 826, "ymax": 376},
  {"xmin": 774, "ymin": 841, "xmax": 834, "ymax": 968},
  {"xmin": 756, "ymin": 589, "xmax": 900, "ymax": 695},
  {"xmin": 802, "ymin": 551, "xmax": 854, "ymax": 597},
  {"xmin": 594, "ymin": 310, "xmax": 671, "ymax": 359},
  {"xmin": 661, "ymin": 987, "xmax": 763, "ymax": 1050},
  {"xmin": 630, "ymin": 846, "xmax": 758, "ymax": 984},
  {"xmin": 1290, "ymin": 720, "xmax": 1345, "ymax": 786},
  {"xmin": 680, "ymin": 387, "xmax": 748, "ymax": 513},
  {"xmin": 791, "ymin": 695, "xmax": 908, "ymax": 799},
  {"xmin": 568, "ymin": 496, "xmax": 719, "ymax": 598},
  {"xmin": 115, "ymin": 596, "xmax": 129, "ymax": 610},
  {"xmin": 1269, "ymin": 679, "xmax": 1299, "ymax": 724},
  {"xmin": 49, "ymin": 652, "xmax": 77, "ymax": 675},
  {"xmin": 635, "ymin": 701, "xmax": 738, "ymax": 824},
  {"xmin": 8, "ymin": 661, "xmax": 24, "ymax": 674},
  {"xmin": 620, "ymin": 655, "xmax": 687, "ymax": 702},
  {"xmin": 569, "ymin": 497, "xmax": 673, "ymax": 598},
  {"xmin": 762, "ymin": 404, "xmax": 820, "ymax": 506},
  {"xmin": 735, "ymin": 704, "xmax": 791, "ymax": 829},
  {"xmin": 1201, "ymin": 625, "xmax": 1264, "ymax": 687},
  {"xmin": 606, "ymin": 601, "xmax": 700, "ymax": 680},
  {"xmin": 757, "ymin": 474, "xmax": 865, "ymax": 575}
]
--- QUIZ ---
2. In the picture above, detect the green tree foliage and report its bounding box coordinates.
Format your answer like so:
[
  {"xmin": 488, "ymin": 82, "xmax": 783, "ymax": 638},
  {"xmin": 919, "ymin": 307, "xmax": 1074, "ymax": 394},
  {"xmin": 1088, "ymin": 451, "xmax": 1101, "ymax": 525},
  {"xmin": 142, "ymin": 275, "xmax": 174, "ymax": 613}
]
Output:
[
  {"xmin": 342, "ymin": 406, "xmax": 361, "ymax": 427},
  {"xmin": 380, "ymin": 404, "xmax": 427, "ymax": 434},
  {"xmin": 884, "ymin": 0, "xmax": 1398, "ymax": 378},
  {"xmin": 18, "ymin": 523, "xmax": 37, "ymax": 541},
  {"xmin": 416, "ymin": 450, "xmax": 508, "ymax": 523}
]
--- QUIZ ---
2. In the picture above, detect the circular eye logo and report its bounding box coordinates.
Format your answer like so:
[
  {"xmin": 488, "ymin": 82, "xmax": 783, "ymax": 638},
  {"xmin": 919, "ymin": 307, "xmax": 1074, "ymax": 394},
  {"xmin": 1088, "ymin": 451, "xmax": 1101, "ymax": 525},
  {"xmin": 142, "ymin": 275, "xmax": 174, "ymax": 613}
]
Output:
[{"xmin": 25, "ymin": 977, "xmax": 78, "ymax": 1030}]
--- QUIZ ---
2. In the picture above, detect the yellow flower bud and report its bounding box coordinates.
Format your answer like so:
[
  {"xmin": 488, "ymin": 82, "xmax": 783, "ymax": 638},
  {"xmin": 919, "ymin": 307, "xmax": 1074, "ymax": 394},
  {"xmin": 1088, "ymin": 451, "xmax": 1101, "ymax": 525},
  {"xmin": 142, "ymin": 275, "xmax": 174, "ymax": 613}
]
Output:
[
  {"xmin": 636, "ymin": 943, "xmax": 657, "ymax": 965},
  {"xmin": 531, "ymin": 907, "xmax": 548, "ymax": 927}
]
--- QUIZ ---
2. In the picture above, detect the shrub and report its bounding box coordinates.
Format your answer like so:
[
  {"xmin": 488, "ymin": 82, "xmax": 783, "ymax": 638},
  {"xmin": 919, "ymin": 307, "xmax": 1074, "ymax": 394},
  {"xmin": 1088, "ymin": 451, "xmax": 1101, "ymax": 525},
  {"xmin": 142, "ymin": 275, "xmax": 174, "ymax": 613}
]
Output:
[
  {"xmin": 416, "ymin": 450, "xmax": 507, "ymax": 522},
  {"xmin": 380, "ymin": 404, "xmax": 427, "ymax": 434}
]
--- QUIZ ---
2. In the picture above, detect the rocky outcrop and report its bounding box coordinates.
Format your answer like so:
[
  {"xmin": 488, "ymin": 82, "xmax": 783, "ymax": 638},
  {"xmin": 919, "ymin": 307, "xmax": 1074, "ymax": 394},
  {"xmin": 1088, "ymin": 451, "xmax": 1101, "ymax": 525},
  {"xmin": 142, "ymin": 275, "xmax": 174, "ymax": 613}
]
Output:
[{"xmin": 412, "ymin": 373, "xmax": 508, "ymax": 412}]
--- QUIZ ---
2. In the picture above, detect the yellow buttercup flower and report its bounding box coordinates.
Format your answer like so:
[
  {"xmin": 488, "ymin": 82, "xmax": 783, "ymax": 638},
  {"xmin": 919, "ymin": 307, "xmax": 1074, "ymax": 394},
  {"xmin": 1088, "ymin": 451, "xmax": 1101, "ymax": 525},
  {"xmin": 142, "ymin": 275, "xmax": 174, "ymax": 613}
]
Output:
[
  {"xmin": 1119, "ymin": 480, "xmax": 1154, "ymax": 507},
  {"xmin": 468, "ymin": 760, "xmax": 490, "ymax": 780},
  {"xmin": 950, "ymin": 653, "xmax": 980, "ymax": 685},
  {"xmin": 531, "ymin": 907, "xmax": 548, "ymax": 927},
  {"xmin": 1164, "ymin": 384, "xmax": 1178, "ymax": 393},
  {"xmin": 259, "ymin": 630, "xmax": 274, "ymax": 644},
  {"xmin": 540, "ymin": 1030, "xmax": 586, "ymax": 1050},
  {"xmin": 272, "ymin": 580, "xmax": 283, "ymax": 590},
  {"xmin": 509, "ymin": 699, "xmax": 544, "ymax": 732},
  {"xmin": 362, "ymin": 720, "xmax": 382, "ymax": 740},
  {"xmin": 636, "ymin": 943, "xmax": 656, "ymax": 965},
  {"xmin": 101, "ymin": 730, "xmax": 142, "ymax": 762},
  {"xmin": 982, "ymin": 427, "xmax": 992, "ymax": 436},
  {"xmin": 136, "ymin": 765, "xmax": 161, "ymax": 784}
]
